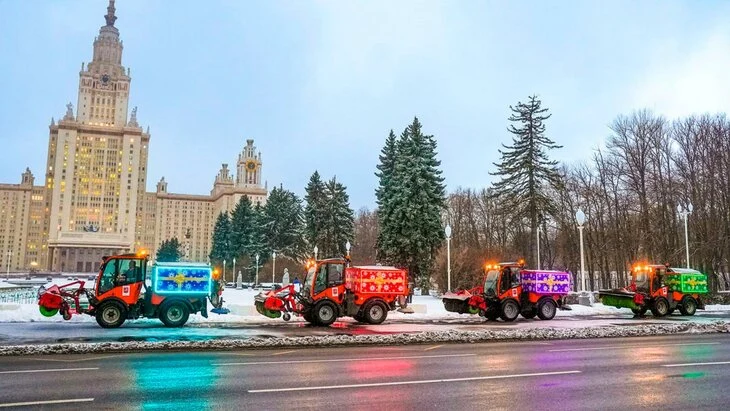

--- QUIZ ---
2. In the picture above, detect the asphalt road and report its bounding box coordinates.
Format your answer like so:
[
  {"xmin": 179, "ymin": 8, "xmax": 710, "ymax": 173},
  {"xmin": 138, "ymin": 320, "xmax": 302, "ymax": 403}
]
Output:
[
  {"xmin": 1, "ymin": 333, "xmax": 730, "ymax": 410},
  {"xmin": 2, "ymin": 311, "xmax": 727, "ymax": 345}
]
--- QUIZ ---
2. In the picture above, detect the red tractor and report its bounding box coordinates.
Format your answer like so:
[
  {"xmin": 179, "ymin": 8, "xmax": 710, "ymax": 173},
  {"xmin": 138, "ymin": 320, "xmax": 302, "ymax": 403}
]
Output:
[{"xmin": 38, "ymin": 252, "xmax": 226, "ymax": 328}]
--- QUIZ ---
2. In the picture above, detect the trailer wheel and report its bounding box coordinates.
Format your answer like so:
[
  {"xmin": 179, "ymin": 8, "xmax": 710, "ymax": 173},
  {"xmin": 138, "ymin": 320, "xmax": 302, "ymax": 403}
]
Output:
[
  {"xmin": 364, "ymin": 300, "xmax": 388, "ymax": 325},
  {"xmin": 521, "ymin": 307, "xmax": 537, "ymax": 319},
  {"xmin": 160, "ymin": 300, "xmax": 190, "ymax": 327},
  {"xmin": 313, "ymin": 300, "xmax": 337, "ymax": 326},
  {"xmin": 500, "ymin": 299, "xmax": 520, "ymax": 322},
  {"xmin": 650, "ymin": 297, "xmax": 670, "ymax": 317},
  {"xmin": 537, "ymin": 299, "xmax": 557, "ymax": 320},
  {"xmin": 679, "ymin": 296, "xmax": 697, "ymax": 316},
  {"xmin": 95, "ymin": 300, "xmax": 127, "ymax": 328}
]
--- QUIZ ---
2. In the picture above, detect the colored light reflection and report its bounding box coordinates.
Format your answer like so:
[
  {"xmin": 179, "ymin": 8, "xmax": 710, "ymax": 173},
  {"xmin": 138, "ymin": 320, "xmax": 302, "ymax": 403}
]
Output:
[{"xmin": 347, "ymin": 359, "xmax": 414, "ymax": 380}]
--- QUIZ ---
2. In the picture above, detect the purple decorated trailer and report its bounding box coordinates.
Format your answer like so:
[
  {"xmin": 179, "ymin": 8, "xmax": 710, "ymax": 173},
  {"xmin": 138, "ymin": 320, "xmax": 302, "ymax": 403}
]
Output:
[{"xmin": 520, "ymin": 270, "xmax": 572, "ymax": 295}]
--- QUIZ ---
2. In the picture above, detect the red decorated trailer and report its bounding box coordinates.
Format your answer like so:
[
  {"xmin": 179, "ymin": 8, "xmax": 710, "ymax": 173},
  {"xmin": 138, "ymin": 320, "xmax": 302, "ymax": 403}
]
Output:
[{"xmin": 255, "ymin": 258, "xmax": 409, "ymax": 326}]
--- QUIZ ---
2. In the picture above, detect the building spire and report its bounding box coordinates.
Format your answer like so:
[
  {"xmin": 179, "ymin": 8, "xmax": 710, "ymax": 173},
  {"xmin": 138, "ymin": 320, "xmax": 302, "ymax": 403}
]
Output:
[{"xmin": 104, "ymin": 0, "xmax": 117, "ymax": 27}]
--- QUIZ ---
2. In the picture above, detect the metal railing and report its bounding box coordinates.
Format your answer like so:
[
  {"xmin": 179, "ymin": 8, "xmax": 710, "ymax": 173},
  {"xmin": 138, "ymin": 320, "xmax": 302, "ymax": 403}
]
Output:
[{"xmin": 0, "ymin": 288, "xmax": 37, "ymax": 304}]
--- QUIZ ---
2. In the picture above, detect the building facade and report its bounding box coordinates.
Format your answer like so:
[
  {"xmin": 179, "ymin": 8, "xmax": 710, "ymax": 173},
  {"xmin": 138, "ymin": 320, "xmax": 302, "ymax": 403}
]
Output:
[{"xmin": 0, "ymin": 1, "xmax": 267, "ymax": 273}]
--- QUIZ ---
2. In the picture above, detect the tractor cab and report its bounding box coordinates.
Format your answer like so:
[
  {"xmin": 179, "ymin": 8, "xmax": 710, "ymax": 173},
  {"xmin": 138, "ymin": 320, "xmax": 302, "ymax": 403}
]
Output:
[
  {"xmin": 630, "ymin": 264, "xmax": 667, "ymax": 297},
  {"xmin": 484, "ymin": 262, "xmax": 523, "ymax": 298},
  {"xmin": 302, "ymin": 258, "xmax": 349, "ymax": 301},
  {"xmin": 95, "ymin": 253, "xmax": 149, "ymax": 304}
]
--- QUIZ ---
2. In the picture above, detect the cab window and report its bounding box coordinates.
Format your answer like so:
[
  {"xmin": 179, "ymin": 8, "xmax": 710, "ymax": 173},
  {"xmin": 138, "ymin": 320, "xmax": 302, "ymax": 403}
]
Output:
[
  {"xmin": 314, "ymin": 263, "xmax": 345, "ymax": 294},
  {"xmin": 98, "ymin": 259, "xmax": 119, "ymax": 294}
]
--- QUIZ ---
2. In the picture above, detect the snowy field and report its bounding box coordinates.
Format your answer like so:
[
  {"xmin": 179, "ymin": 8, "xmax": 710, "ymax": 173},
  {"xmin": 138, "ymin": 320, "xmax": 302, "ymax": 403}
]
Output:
[{"xmin": 3, "ymin": 281, "xmax": 730, "ymax": 324}]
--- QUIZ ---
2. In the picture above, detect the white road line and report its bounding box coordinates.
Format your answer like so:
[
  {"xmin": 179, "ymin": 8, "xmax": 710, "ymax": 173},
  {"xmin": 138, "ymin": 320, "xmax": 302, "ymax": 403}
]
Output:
[
  {"xmin": 662, "ymin": 361, "xmax": 730, "ymax": 368},
  {"xmin": 248, "ymin": 370, "xmax": 581, "ymax": 393},
  {"xmin": 548, "ymin": 342, "xmax": 720, "ymax": 352},
  {"xmin": 423, "ymin": 345, "xmax": 443, "ymax": 351},
  {"xmin": 0, "ymin": 398, "xmax": 94, "ymax": 408},
  {"xmin": 216, "ymin": 353, "xmax": 476, "ymax": 366},
  {"xmin": 270, "ymin": 350, "xmax": 298, "ymax": 356},
  {"xmin": 0, "ymin": 367, "xmax": 99, "ymax": 375},
  {"xmin": 30, "ymin": 355, "xmax": 121, "ymax": 363}
]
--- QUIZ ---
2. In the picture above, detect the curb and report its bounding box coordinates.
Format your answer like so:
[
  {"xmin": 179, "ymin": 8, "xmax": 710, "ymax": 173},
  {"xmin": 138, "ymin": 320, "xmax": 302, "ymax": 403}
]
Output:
[{"xmin": 1, "ymin": 321, "xmax": 729, "ymax": 356}]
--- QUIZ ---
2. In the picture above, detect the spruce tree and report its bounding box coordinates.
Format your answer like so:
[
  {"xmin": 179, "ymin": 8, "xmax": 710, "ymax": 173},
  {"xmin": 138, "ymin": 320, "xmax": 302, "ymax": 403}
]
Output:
[
  {"xmin": 156, "ymin": 238, "xmax": 182, "ymax": 262},
  {"xmin": 491, "ymin": 95, "xmax": 563, "ymax": 266},
  {"xmin": 375, "ymin": 129, "xmax": 400, "ymax": 261},
  {"xmin": 229, "ymin": 195, "xmax": 256, "ymax": 262},
  {"xmin": 209, "ymin": 212, "xmax": 232, "ymax": 266},
  {"xmin": 262, "ymin": 186, "xmax": 306, "ymax": 260},
  {"xmin": 377, "ymin": 117, "xmax": 446, "ymax": 289},
  {"xmin": 304, "ymin": 171, "xmax": 327, "ymax": 253},
  {"xmin": 321, "ymin": 176, "xmax": 355, "ymax": 258}
]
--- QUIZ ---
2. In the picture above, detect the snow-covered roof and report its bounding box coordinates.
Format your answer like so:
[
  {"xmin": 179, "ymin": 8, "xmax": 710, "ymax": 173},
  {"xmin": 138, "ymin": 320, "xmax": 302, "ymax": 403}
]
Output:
[
  {"xmin": 668, "ymin": 268, "xmax": 702, "ymax": 275},
  {"xmin": 354, "ymin": 265, "xmax": 401, "ymax": 270}
]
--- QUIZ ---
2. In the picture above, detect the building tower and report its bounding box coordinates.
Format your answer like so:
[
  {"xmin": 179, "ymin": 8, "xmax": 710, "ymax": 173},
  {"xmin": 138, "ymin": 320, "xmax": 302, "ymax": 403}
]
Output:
[
  {"xmin": 45, "ymin": 0, "xmax": 151, "ymax": 272},
  {"xmin": 236, "ymin": 139, "xmax": 263, "ymax": 188}
]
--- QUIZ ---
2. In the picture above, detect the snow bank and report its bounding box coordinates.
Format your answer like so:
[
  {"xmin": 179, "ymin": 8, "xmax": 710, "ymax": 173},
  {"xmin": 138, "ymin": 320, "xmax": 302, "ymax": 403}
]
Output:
[{"xmin": 2, "ymin": 320, "xmax": 729, "ymax": 356}]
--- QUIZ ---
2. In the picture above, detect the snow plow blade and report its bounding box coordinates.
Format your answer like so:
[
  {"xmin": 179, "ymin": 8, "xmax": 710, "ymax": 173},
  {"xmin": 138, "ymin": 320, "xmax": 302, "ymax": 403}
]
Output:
[{"xmin": 599, "ymin": 289, "xmax": 638, "ymax": 310}]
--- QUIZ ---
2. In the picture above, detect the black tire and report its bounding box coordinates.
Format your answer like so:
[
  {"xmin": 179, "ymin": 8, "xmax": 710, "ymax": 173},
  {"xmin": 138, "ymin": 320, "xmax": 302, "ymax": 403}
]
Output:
[
  {"xmin": 95, "ymin": 300, "xmax": 127, "ymax": 328},
  {"xmin": 500, "ymin": 299, "xmax": 520, "ymax": 322},
  {"xmin": 521, "ymin": 307, "xmax": 537, "ymax": 319},
  {"xmin": 679, "ymin": 297, "xmax": 697, "ymax": 316},
  {"xmin": 313, "ymin": 300, "xmax": 338, "ymax": 326},
  {"xmin": 160, "ymin": 300, "xmax": 190, "ymax": 327},
  {"xmin": 651, "ymin": 297, "xmax": 670, "ymax": 317},
  {"xmin": 302, "ymin": 310, "xmax": 316, "ymax": 324},
  {"xmin": 667, "ymin": 308, "xmax": 676, "ymax": 315},
  {"xmin": 537, "ymin": 299, "xmax": 557, "ymax": 320},
  {"xmin": 363, "ymin": 300, "xmax": 388, "ymax": 325},
  {"xmin": 631, "ymin": 307, "xmax": 648, "ymax": 316}
]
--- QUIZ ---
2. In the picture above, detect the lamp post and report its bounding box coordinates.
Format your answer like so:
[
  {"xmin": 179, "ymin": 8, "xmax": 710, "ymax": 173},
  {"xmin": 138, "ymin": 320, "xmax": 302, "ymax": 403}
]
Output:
[
  {"xmin": 255, "ymin": 253, "xmax": 260, "ymax": 285},
  {"xmin": 314, "ymin": 246, "xmax": 318, "ymax": 261},
  {"xmin": 678, "ymin": 203, "xmax": 693, "ymax": 269},
  {"xmin": 223, "ymin": 259, "xmax": 226, "ymax": 283},
  {"xmin": 576, "ymin": 209, "xmax": 590, "ymax": 306},
  {"xmin": 445, "ymin": 225, "xmax": 452, "ymax": 292},
  {"xmin": 232, "ymin": 257, "xmax": 236, "ymax": 284},
  {"xmin": 537, "ymin": 226, "xmax": 540, "ymax": 270},
  {"xmin": 345, "ymin": 241, "xmax": 351, "ymax": 259},
  {"xmin": 272, "ymin": 252, "xmax": 277, "ymax": 283}
]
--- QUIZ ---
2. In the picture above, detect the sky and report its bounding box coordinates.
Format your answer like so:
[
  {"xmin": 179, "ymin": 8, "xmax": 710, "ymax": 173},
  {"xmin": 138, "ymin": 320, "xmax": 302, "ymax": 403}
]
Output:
[{"xmin": 1, "ymin": 0, "xmax": 730, "ymax": 210}]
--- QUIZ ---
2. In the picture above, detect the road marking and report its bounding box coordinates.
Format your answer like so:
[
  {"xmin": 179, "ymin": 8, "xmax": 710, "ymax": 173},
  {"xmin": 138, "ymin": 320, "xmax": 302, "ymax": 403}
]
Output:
[
  {"xmin": 548, "ymin": 342, "xmax": 720, "ymax": 352},
  {"xmin": 270, "ymin": 350, "xmax": 297, "ymax": 356},
  {"xmin": 30, "ymin": 355, "xmax": 121, "ymax": 363},
  {"xmin": 248, "ymin": 370, "xmax": 581, "ymax": 393},
  {"xmin": 0, "ymin": 367, "xmax": 99, "ymax": 375},
  {"xmin": 217, "ymin": 353, "xmax": 476, "ymax": 366},
  {"xmin": 0, "ymin": 398, "xmax": 94, "ymax": 408},
  {"xmin": 662, "ymin": 361, "xmax": 730, "ymax": 368},
  {"xmin": 423, "ymin": 345, "xmax": 443, "ymax": 351}
]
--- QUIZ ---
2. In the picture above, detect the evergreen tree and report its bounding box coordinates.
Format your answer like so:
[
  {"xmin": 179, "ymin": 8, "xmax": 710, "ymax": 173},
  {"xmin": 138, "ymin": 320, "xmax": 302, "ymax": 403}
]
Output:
[
  {"xmin": 304, "ymin": 171, "xmax": 327, "ymax": 253},
  {"xmin": 209, "ymin": 212, "xmax": 232, "ymax": 266},
  {"xmin": 376, "ymin": 117, "xmax": 446, "ymax": 289},
  {"xmin": 491, "ymin": 95, "xmax": 563, "ymax": 266},
  {"xmin": 321, "ymin": 176, "xmax": 355, "ymax": 258},
  {"xmin": 156, "ymin": 237, "xmax": 182, "ymax": 262},
  {"xmin": 229, "ymin": 195, "xmax": 256, "ymax": 262},
  {"xmin": 375, "ymin": 130, "xmax": 399, "ymax": 261},
  {"xmin": 262, "ymin": 186, "xmax": 306, "ymax": 261}
]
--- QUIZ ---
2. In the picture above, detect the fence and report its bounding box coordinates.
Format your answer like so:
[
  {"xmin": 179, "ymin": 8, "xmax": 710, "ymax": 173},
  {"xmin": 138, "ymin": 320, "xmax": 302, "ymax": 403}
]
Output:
[{"xmin": 0, "ymin": 288, "xmax": 37, "ymax": 304}]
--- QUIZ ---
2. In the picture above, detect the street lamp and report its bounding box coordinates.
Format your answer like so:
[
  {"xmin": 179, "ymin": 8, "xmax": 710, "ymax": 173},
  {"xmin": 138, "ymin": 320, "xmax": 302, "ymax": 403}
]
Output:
[
  {"xmin": 223, "ymin": 259, "xmax": 226, "ymax": 283},
  {"xmin": 576, "ymin": 209, "xmax": 590, "ymax": 305},
  {"xmin": 678, "ymin": 203, "xmax": 693, "ymax": 269},
  {"xmin": 272, "ymin": 252, "xmax": 277, "ymax": 283},
  {"xmin": 255, "ymin": 253, "xmax": 260, "ymax": 285},
  {"xmin": 536, "ymin": 226, "xmax": 541, "ymax": 271},
  {"xmin": 313, "ymin": 245, "xmax": 318, "ymax": 260},
  {"xmin": 232, "ymin": 257, "xmax": 236, "ymax": 284},
  {"xmin": 445, "ymin": 224, "xmax": 452, "ymax": 292},
  {"xmin": 345, "ymin": 241, "xmax": 351, "ymax": 259}
]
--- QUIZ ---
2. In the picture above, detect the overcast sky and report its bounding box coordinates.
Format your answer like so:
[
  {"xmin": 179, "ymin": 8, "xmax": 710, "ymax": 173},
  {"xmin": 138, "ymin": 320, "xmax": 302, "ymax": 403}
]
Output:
[{"xmin": 1, "ymin": 0, "xmax": 729, "ymax": 210}]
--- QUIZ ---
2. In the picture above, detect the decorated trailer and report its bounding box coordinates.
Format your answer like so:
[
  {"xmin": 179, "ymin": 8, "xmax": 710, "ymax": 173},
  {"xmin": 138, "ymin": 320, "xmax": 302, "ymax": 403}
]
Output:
[
  {"xmin": 255, "ymin": 258, "xmax": 410, "ymax": 326},
  {"xmin": 443, "ymin": 262, "xmax": 571, "ymax": 321},
  {"xmin": 599, "ymin": 264, "xmax": 706, "ymax": 317},
  {"xmin": 37, "ymin": 253, "xmax": 226, "ymax": 328}
]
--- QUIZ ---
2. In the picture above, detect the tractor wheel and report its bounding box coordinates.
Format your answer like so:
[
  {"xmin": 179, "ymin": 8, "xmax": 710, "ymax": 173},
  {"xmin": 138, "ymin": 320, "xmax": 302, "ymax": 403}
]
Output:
[
  {"xmin": 500, "ymin": 299, "xmax": 520, "ymax": 322},
  {"xmin": 651, "ymin": 297, "xmax": 670, "ymax": 317},
  {"xmin": 160, "ymin": 300, "xmax": 190, "ymax": 327},
  {"xmin": 679, "ymin": 297, "xmax": 697, "ymax": 316},
  {"xmin": 282, "ymin": 313, "xmax": 291, "ymax": 322},
  {"xmin": 667, "ymin": 308, "xmax": 676, "ymax": 315},
  {"xmin": 363, "ymin": 300, "xmax": 388, "ymax": 325},
  {"xmin": 486, "ymin": 308, "xmax": 500, "ymax": 321},
  {"xmin": 537, "ymin": 299, "xmax": 557, "ymax": 320},
  {"xmin": 631, "ymin": 307, "xmax": 648, "ymax": 317},
  {"xmin": 521, "ymin": 307, "xmax": 537, "ymax": 319},
  {"xmin": 313, "ymin": 300, "xmax": 338, "ymax": 326},
  {"xmin": 95, "ymin": 301, "xmax": 127, "ymax": 328}
]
